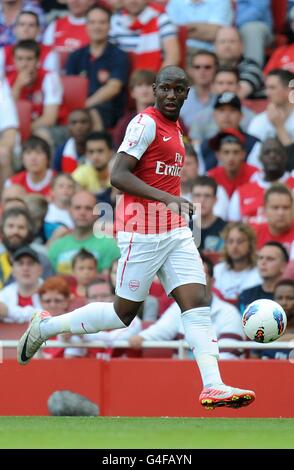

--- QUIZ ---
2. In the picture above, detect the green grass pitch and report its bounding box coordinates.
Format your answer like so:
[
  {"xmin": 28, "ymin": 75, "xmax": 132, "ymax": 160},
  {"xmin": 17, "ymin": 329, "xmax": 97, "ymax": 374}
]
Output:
[{"xmin": 0, "ymin": 417, "xmax": 294, "ymax": 448}]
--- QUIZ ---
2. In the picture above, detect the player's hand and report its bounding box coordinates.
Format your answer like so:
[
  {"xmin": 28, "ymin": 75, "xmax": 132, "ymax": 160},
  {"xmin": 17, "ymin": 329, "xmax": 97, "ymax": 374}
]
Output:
[
  {"xmin": 129, "ymin": 335, "xmax": 144, "ymax": 349},
  {"xmin": 162, "ymin": 194, "xmax": 195, "ymax": 218}
]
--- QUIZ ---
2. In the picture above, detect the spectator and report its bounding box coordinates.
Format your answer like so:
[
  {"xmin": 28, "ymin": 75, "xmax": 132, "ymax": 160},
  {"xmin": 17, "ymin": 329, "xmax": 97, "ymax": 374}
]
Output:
[
  {"xmin": 213, "ymin": 222, "xmax": 261, "ymax": 304},
  {"xmin": 235, "ymin": 0, "xmax": 273, "ymax": 68},
  {"xmin": 72, "ymin": 249, "xmax": 100, "ymax": 298},
  {"xmin": 238, "ymin": 241, "xmax": 289, "ymax": 314},
  {"xmin": 110, "ymin": 0, "xmax": 180, "ymax": 72},
  {"xmin": 250, "ymin": 184, "xmax": 294, "ymax": 257},
  {"xmin": 48, "ymin": 190, "xmax": 120, "ymax": 275},
  {"xmin": 24, "ymin": 193, "xmax": 48, "ymax": 246},
  {"xmin": 44, "ymin": 173, "xmax": 75, "ymax": 241},
  {"xmin": 5, "ymin": 135, "xmax": 54, "ymax": 198},
  {"xmin": 112, "ymin": 69, "xmax": 156, "ymax": 149},
  {"xmin": 214, "ymin": 26, "xmax": 264, "ymax": 98},
  {"xmin": 0, "ymin": 184, "xmax": 27, "ymax": 213},
  {"xmin": 7, "ymin": 40, "xmax": 66, "ymax": 132},
  {"xmin": 72, "ymin": 131, "xmax": 112, "ymax": 195},
  {"xmin": 43, "ymin": 0, "xmax": 94, "ymax": 55},
  {"xmin": 182, "ymin": 143, "xmax": 229, "ymax": 219},
  {"xmin": 86, "ymin": 276, "xmax": 115, "ymax": 303},
  {"xmin": 0, "ymin": 10, "xmax": 59, "ymax": 75},
  {"xmin": 190, "ymin": 176, "xmax": 227, "ymax": 253},
  {"xmin": 0, "ymin": 207, "xmax": 54, "ymax": 288},
  {"xmin": 0, "ymin": 0, "xmax": 45, "ymax": 46},
  {"xmin": 190, "ymin": 66, "xmax": 256, "ymax": 143},
  {"xmin": 283, "ymin": 258, "xmax": 294, "ymax": 279},
  {"xmin": 67, "ymin": 277, "xmax": 142, "ymax": 359},
  {"xmin": 254, "ymin": 279, "xmax": 294, "ymax": 359},
  {"xmin": 39, "ymin": 275, "xmax": 86, "ymax": 359},
  {"xmin": 167, "ymin": 0, "xmax": 233, "ymax": 53},
  {"xmin": 66, "ymin": 5, "xmax": 129, "ymax": 129},
  {"xmin": 180, "ymin": 50, "xmax": 218, "ymax": 131},
  {"xmin": 274, "ymin": 279, "xmax": 294, "ymax": 339},
  {"xmin": 0, "ymin": 78, "xmax": 19, "ymax": 194},
  {"xmin": 248, "ymin": 69, "xmax": 294, "ymax": 146},
  {"xmin": 198, "ymin": 93, "xmax": 261, "ymax": 171},
  {"xmin": 53, "ymin": 109, "xmax": 93, "ymax": 174},
  {"xmin": 228, "ymin": 138, "xmax": 294, "ymax": 222},
  {"xmin": 0, "ymin": 246, "xmax": 43, "ymax": 323},
  {"xmin": 129, "ymin": 254, "xmax": 245, "ymax": 359},
  {"xmin": 207, "ymin": 128, "xmax": 259, "ymax": 198},
  {"xmin": 180, "ymin": 143, "xmax": 199, "ymax": 199}
]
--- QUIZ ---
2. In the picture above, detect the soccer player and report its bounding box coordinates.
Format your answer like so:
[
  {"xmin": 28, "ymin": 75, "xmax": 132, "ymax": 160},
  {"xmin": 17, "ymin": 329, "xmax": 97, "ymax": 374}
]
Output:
[{"xmin": 17, "ymin": 66, "xmax": 255, "ymax": 410}]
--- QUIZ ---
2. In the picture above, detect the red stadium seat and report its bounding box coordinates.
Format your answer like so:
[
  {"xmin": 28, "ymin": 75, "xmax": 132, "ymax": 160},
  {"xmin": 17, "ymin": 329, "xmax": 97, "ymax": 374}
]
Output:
[
  {"xmin": 61, "ymin": 75, "xmax": 89, "ymax": 114},
  {"xmin": 0, "ymin": 322, "xmax": 28, "ymax": 359},
  {"xmin": 16, "ymin": 100, "xmax": 32, "ymax": 141}
]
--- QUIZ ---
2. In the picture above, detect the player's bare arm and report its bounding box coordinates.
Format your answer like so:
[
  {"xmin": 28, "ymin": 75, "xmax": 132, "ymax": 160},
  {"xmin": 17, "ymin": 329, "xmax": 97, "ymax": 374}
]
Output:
[{"xmin": 111, "ymin": 152, "xmax": 194, "ymax": 216}]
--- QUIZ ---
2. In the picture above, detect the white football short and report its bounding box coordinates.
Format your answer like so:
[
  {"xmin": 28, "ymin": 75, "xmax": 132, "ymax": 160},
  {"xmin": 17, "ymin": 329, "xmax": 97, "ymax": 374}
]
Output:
[{"xmin": 115, "ymin": 227, "xmax": 206, "ymax": 302}]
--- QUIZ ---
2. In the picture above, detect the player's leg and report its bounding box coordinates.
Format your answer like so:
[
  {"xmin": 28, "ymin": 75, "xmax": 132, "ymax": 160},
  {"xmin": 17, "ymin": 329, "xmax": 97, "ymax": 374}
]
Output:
[
  {"xmin": 17, "ymin": 295, "xmax": 143, "ymax": 365},
  {"xmin": 171, "ymin": 283, "xmax": 255, "ymax": 409},
  {"xmin": 17, "ymin": 232, "xmax": 164, "ymax": 364},
  {"xmin": 159, "ymin": 228, "xmax": 255, "ymax": 409}
]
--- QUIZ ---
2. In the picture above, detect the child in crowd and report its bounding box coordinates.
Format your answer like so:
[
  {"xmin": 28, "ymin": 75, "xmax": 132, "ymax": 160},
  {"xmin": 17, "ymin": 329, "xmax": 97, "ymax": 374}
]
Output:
[
  {"xmin": 5, "ymin": 135, "xmax": 54, "ymax": 198},
  {"xmin": 71, "ymin": 249, "xmax": 100, "ymax": 298}
]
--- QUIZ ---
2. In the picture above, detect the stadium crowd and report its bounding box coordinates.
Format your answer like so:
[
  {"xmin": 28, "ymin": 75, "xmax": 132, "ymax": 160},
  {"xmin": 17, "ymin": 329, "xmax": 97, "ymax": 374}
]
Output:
[{"xmin": 0, "ymin": 0, "xmax": 294, "ymax": 361}]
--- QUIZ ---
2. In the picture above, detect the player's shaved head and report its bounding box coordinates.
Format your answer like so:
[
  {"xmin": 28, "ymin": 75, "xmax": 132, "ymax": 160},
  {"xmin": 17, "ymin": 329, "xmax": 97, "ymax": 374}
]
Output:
[{"xmin": 155, "ymin": 66, "xmax": 189, "ymax": 86}]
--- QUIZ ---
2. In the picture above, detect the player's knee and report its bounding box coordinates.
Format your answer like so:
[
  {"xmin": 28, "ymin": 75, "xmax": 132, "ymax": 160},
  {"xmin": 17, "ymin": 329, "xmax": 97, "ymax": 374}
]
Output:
[
  {"xmin": 118, "ymin": 311, "xmax": 138, "ymax": 326},
  {"xmin": 114, "ymin": 299, "xmax": 141, "ymax": 326}
]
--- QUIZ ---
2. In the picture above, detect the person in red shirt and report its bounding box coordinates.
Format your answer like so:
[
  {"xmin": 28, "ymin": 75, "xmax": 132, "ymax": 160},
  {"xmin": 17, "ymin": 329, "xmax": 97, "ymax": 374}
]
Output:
[
  {"xmin": 228, "ymin": 138, "xmax": 294, "ymax": 222},
  {"xmin": 264, "ymin": 14, "xmax": 294, "ymax": 75},
  {"xmin": 250, "ymin": 184, "xmax": 294, "ymax": 256},
  {"xmin": 5, "ymin": 135, "xmax": 54, "ymax": 198},
  {"xmin": 0, "ymin": 11, "xmax": 60, "ymax": 75},
  {"xmin": 19, "ymin": 66, "xmax": 255, "ymax": 409},
  {"xmin": 208, "ymin": 128, "xmax": 259, "ymax": 198},
  {"xmin": 42, "ymin": 0, "xmax": 94, "ymax": 58},
  {"xmin": 8, "ymin": 39, "xmax": 65, "ymax": 131}
]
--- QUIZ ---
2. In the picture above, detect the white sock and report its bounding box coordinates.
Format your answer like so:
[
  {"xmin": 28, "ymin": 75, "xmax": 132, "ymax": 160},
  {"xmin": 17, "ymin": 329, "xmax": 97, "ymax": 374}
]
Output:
[
  {"xmin": 40, "ymin": 302, "xmax": 126, "ymax": 339},
  {"xmin": 181, "ymin": 306, "xmax": 222, "ymax": 388}
]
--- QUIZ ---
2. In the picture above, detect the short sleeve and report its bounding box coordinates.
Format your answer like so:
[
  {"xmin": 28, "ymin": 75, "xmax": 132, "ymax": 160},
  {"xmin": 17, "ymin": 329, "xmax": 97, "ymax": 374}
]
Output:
[
  {"xmin": 42, "ymin": 21, "xmax": 56, "ymax": 46},
  {"xmin": 117, "ymin": 113, "xmax": 156, "ymax": 160},
  {"xmin": 0, "ymin": 79, "xmax": 19, "ymax": 132},
  {"xmin": 42, "ymin": 72, "xmax": 63, "ymax": 106}
]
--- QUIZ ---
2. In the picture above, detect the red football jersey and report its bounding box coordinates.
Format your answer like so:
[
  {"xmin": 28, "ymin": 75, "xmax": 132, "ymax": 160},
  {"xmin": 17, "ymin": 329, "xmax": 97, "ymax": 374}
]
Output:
[
  {"xmin": 250, "ymin": 221, "xmax": 294, "ymax": 253},
  {"xmin": 208, "ymin": 162, "xmax": 258, "ymax": 198},
  {"xmin": 115, "ymin": 107, "xmax": 186, "ymax": 234},
  {"xmin": 52, "ymin": 16, "xmax": 89, "ymax": 53},
  {"xmin": 230, "ymin": 173, "xmax": 294, "ymax": 222},
  {"xmin": 8, "ymin": 170, "xmax": 54, "ymax": 198},
  {"xmin": 7, "ymin": 68, "xmax": 67, "ymax": 124}
]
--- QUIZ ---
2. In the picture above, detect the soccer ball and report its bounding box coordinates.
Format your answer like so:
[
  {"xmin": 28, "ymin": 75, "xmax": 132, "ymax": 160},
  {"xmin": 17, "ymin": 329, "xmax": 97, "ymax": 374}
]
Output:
[{"xmin": 242, "ymin": 299, "xmax": 287, "ymax": 343}]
